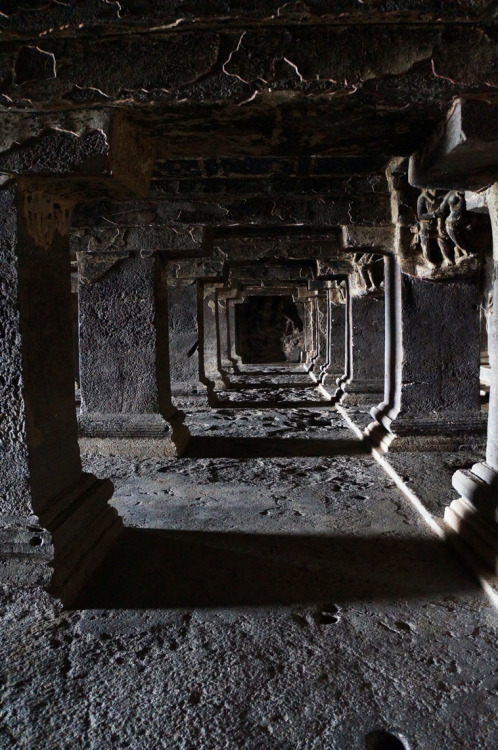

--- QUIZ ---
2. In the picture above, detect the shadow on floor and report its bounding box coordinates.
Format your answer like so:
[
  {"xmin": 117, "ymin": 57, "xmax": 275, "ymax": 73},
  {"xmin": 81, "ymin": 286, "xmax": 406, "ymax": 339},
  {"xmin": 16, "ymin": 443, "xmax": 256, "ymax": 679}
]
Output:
[
  {"xmin": 182, "ymin": 436, "xmax": 367, "ymax": 458},
  {"xmin": 75, "ymin": 528, "xmax": 477, "ymax": 609}
]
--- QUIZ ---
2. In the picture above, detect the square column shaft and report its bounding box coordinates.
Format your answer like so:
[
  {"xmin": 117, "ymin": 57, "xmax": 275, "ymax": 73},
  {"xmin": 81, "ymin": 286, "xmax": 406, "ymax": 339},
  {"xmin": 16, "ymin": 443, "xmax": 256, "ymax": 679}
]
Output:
[
  {"xmin": 168, "ymin": 280, "xmax": 202, "ymax": 409},
  {"xmin": 391, "ymin": 275, "xmax": 483, "ymax": 448},
  {"xmin": 78, "ymin": 252, "xmax": 178, "ymax": 446},
  {"xmin": 0, "ymin": 185, "xmax": 119, "ymax": 603},
  {"xmin": 343, "ymin": 294, "xmax": 384, "ymax": 405},
  {"xmin": 322, "ymin": 299, "xmax": 346, "ymax": 387}
]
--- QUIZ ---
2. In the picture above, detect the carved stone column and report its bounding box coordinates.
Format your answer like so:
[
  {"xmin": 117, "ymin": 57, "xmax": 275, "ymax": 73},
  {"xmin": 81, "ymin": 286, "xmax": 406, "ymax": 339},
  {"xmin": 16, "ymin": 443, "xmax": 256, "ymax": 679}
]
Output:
[
  {"xmin": 336, "ymin": 278, "xmax": 354, "ymax": 400},
  {"xmin": 343, "ymin": 293, "xmax": 385, "ymax": 405},
  {"xmin": 364, "ymin": 255, "xmax": 402, "ymax": 450},
  {"xmin": 391, "ymin": 274, "xmax": 483, "ymax": 448},
  {"xmin": 313, "ymin": 289, "xmax": 329, "ymax": 375},
  {"xmin": 200, "ymin": 280, "xmax": 226, "ymax": 398},
  {"xmin": 168, "ymin": 278, "xmax": 202, "ymax": 409},
  {"xmin": 377, "ymin": 159, "xmax": 485, "ymax": 449},
  {"xmin": 447, "ymin": 183, "xmax": 498, "ymax": 573},
  {"xmin": 320, "ymin": 283, "xmax": 346, "ymax": 392},
  {"xmin": 78, "ymin": 251, "xmax": 188, "ymax": 454},
  {"xmin": 0, "ymin": 184, "xmax": 120, "ymax": 602}
]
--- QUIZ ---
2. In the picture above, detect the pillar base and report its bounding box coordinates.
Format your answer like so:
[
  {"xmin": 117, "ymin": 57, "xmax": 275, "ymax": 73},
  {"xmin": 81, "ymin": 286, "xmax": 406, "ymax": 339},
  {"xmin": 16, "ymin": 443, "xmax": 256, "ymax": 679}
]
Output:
[
  {"xmin": 452, "ymin": 463, "xmax": 498, "ymax": 524},
  {"xmin": 389, "ymin": 411, "xmax": 487, "ymax": 451},
  {"xmin": 446, "ymin": 463, "xmax": 498, "ymax": 574},
  {"xmin": 341, "ymin": 379, "xmax": 384, "ymax": 406},
  {"xmin": 44, "ymin": 472, "xmax": 121, "ymax": 605},
  {"xmin": 363, "ymin": 420, "xmax": 396, "ymax": 453},
  {"xmin": 78, "ymin": 436, "xmax": 178, "ymax": 458},
  {"xmin": 0, "ymin": 473, "xmax": 121, "ymax": 604},
  {"xmin": 78, "ymin": 411, "xmax": 191, "ymax": 457},
  {"xmin": 445, "ymin": 497, "xmax": 498, "ymax": 575},
  {"xmin": 78, "ymin": 412, "xmax": 173, "ymax": 438}
]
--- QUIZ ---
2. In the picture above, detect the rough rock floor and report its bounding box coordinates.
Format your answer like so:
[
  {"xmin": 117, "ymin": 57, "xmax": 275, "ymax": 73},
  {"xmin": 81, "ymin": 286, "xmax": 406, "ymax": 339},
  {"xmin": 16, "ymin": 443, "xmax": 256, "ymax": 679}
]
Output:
[{"xmin": 1, "ymin": 407, "xmax": 497, "ymax": 749}]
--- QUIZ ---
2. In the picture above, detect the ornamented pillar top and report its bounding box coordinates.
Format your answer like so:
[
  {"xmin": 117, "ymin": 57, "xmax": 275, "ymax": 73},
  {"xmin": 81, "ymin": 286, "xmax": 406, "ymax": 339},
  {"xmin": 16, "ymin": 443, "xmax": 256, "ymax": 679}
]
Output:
[{"xmin": 387, "ymin": 158, "xmax": 485, "ymax": 280}]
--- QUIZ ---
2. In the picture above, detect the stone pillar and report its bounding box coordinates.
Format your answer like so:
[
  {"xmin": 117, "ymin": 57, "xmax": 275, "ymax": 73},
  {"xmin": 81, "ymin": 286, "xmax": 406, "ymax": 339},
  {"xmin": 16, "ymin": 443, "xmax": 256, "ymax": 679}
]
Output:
[
  {"xmin": 447, "ymin": 183, "xmax": 498, "ymax": 573},
  {"xmin": 168, "ymin": 279, "xmax": 202, "ymax": 409},
  {"xmin": 391, "ymin": 274, "xmax": 483, "ymax": 448},
  {"xmin": 364, "ymin": 255, "xmax": 402, "ymax": 449},
  {"xmin": 343, "ymin": 293, "xmax": 385, "ymax": 405},
  {"xmin": 0, "ymin": 184, "xmax": 119, "ymax": 602},
  {"xmin": 227, "ymin": 297, "xmax": 243, "ymax": 370},
  {"xmin": 199, "ymin": 281, "xmax": 225, "ymax": 397},
  {"xmin": 336, "ymin": 278, "xmax": 353, "ymax": 398},
  {"xmin": 313, "ymin": 291, "xmax": 328, "ymax": 372},
  {"xmin": 298, "ymin": 291, "xmax": 318, "ymax": 369},
  {"xmin": 216, "ymin": 289, "xmax": 235, "ymax": 384},
  {"xmin": 323, "ymin": 294, "xmax": 346, "ymax": 386},
  {"xmin": 78, "ymin": 251, "xmax": 182, "ymax": 450}
]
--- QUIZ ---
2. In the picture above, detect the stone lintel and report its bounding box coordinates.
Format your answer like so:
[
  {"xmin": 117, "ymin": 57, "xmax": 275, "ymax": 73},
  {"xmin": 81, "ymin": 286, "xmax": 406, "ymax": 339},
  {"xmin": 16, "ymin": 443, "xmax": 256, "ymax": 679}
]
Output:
[
  {"xmin": 0, "ymin": 114, "xmax": 156, "ymax": 202},
  {"xmin": 72, "ymin": 225, "xmax": 208, "ymax": 266},
  {"xmin": 409, "ymin": 99, "xmax": 498, "ymax": 190},
  {"xmin": 0, "ymin": 128, "xmax": 110, "ymax": 177}
]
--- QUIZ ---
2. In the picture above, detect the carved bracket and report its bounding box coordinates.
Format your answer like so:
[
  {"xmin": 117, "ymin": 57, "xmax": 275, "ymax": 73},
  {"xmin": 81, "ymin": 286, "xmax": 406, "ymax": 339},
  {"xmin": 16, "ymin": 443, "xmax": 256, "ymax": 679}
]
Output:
[{"xmin": 387, "ymin": 159, "xmax": 483, "ymax": 280}]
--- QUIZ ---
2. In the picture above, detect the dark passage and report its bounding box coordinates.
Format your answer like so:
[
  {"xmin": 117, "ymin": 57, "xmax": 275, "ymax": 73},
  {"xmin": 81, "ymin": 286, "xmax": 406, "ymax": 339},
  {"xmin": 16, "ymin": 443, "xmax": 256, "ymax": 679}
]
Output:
[{"xmin": 236, "ymin": 295, "xmax": 304, "ymax": 364}]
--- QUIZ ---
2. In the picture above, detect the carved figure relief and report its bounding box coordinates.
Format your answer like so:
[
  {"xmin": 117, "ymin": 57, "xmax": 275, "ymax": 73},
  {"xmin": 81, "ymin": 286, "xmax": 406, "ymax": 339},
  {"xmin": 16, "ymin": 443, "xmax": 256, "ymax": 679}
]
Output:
[
  {"xmin": 329, "ymin": 279, "xmax": 347, "ymax": 306},
  {"xmin": 351, "ymin": 252, "xmax": 384, "ymax": 296},
  {"xmin": 439, "ymin": 191, "xmax": 473, "ymax": 259},
  {"xmin": 416, "ymin": 188, "xmax": 445, "ymax": 267},
  {"xmin": 413, "ymin": 189, "xmax": 478, "ymax": 276},
  {"xmin": 387, "ymin": 161, "xmax": 485, "ymax": 281}
]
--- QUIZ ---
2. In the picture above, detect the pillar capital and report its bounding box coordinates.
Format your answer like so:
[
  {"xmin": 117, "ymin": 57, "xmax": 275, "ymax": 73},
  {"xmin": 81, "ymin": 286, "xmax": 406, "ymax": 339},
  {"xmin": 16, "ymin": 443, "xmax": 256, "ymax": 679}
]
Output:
[{"xmin": 409, "ymin": 99, "xmax": 498, "ymax": 191}]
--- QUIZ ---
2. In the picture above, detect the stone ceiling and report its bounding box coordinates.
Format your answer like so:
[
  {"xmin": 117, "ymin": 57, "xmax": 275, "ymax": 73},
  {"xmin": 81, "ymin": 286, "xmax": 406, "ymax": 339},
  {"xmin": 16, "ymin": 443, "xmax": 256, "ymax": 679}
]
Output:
[{"xmin": 1, "ymin": 2, "xmax": 497, "ymax": 168}]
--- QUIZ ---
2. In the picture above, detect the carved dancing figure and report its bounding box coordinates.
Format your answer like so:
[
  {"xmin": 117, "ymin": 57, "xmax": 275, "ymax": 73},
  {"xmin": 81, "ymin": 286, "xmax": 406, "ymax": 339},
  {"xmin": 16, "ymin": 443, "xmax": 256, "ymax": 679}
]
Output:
[
  {"xmin": 416, "ymin": 188, "xmax": 452, "ymax": 266},
  {"xmin": 436, "ymin": 216, "xmax": 453, "ymax": 266},
  {"xmin": 354, "ymin": 252, "xmax": 378, "ymax": 291},
  {"xmin": 437, "ymin": 190, "xmax": 473, "ymax": 260},
  {"xmin": 336, "ymin": 280, "xmax": 347, "ymax": 305}
]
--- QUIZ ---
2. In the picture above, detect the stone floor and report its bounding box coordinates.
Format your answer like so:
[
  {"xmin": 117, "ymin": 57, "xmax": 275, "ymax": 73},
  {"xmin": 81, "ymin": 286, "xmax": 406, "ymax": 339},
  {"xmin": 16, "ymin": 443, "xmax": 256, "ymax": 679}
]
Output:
[
  {"xmin": 182, "ymin": 406, "xmax": 363, "ymax": 457},
  {"xmin": 1, "ymin": 406, "xmax": 497, "ymax": 749},
  {"xmin": 212, "ymin": 385, "xmax": 331, "ymax": 408}
]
